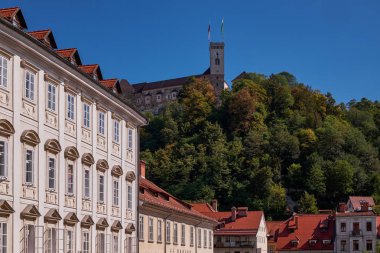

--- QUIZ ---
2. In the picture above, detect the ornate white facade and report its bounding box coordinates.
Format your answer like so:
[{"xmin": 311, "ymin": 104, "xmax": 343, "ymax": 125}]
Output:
[{"xmin": 0, "ymin": 9, "xmax": 147, "ymax": 253}]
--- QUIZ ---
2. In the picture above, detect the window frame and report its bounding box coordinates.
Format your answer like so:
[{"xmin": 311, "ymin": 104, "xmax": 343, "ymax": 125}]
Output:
[
  {"xmin": 0, "ymin": 55, "xmax": 8, "ymax": 89},
  {"xmin": 0, "ymin": 221, "xmax": 7, "ymax": 252},
  {"xmin": 113, "ymin": 120, "xmax": 120, "ymax": 143},
  {"xmin": 83, "ymin": 103, "xmax": 91, "ymax": 129},
  {"xmin": 157, "ymin": 219, "xmax": 162, "ymax": 243},
  {"xmin": 112, "ymin": 178, "xmax": 119, "ymax": 206},
  {"xmin": 47, "ymin": 156, "xmax": 56, "ymax": 190},
  {"xmin": 139, "ymin": 215, "xmax": 144, "ymax": 241},
  {"xmin": 66, "ymin": 93, "xmax": 75, "ymax": 121},
  {"xmin": 190, "ymin": 226, "xmax": 194, "ymax": 246},
  {"xmin": 98, "ymin": 174, "xmax": 105, "ymax": 203},
  {"xmin": 24, "ymin": 148, "xmax": 34, "ymax": 185},
  {"xmin": 166, "ymin": 221, "xmax": 171, "ymax": 244},
  {"xmin": 98, "ymin": 111, "xmax": 105, "ymax": 135},
  {"xmin": 127, "ymin": 184, "xmax": 132, "ymax": 209},
  {"xmin": 148, "ymin": 217, "xmax": 154, "ymax": 242},
  {"xmin": 82, "ymin": 229, "xmax": 90, "ymax": 253},
  {"xmin": 66, "ymin": 162, "xmax": 74, "ymax": 195},
  {"xmin": 24, "ymin": 70, "xmax": 35, "ymax": 101},
  {"xmin": 47, "ymin": 83, "xmax": 57, "ymax": 112},
  {"xmin": 181, "ymin": 224, "xmax": 185, "ymax": 246},
  {"xmin": 83, "ymin": 168, "xmax": 91, "ymax": 199},
  {"xmin": 197, "ymin": 228, "xmax": 201, "ymax": 248},
  {"xmin": 45, "ymin": 226, "xmax": 57, "ymax": 253},
  {"xmin": 127, "ymin": 129, "xmax": 133, "ymax": 150},
  {"xmin": 65, "ymin": 228, "xmax": 74, "ymax": 253},
  {"xmin": 0, "ymin": 139, "xmax": 8, "ymax": 179}
]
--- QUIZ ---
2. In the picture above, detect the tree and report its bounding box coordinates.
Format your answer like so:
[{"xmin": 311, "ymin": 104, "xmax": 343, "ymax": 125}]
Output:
[{"xmin": 298, "ymin": 192, "xmax": 318, "ymax": 214}]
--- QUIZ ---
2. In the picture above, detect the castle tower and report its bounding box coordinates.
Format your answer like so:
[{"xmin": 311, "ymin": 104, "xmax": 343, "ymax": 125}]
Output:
[{"xmin": 209, "ymin": 42, "xmax": 225, "ymax": 94}]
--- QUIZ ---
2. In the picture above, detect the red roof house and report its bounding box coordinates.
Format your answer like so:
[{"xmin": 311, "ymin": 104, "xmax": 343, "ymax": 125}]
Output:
[
  {"xmin": 276, "ymin": 214, "xmax": 334, "ymax": 252},
  {"xmin": 27, "ymin": 29, "xmax": 57, "ymax": 49},
  {"xmin": 347, "ymin": 196, "xmax": 375, "ymax": 212},
  {"xmin": 0, "ymin": 7, "xmax": 27, "ymax": 29},
  {"xmin": 78, "ymin": 64, "xmax": 103, "ymax": 81},
  {"xmin": 55, "ymin": 48, "xmax": 82, "ymax": 65}
]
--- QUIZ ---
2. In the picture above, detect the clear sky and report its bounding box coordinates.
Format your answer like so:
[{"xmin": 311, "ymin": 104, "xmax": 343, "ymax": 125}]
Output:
[{"xmin": 6, "ymin": 0, "xmax": 380, "ymax": 103}]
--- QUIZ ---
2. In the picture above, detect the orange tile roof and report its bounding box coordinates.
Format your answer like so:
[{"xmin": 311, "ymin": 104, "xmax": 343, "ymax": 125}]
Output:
[
  {"xmin": 100, "ymin": 79, "xmax": 118, "ymax": 89},
  {"xmin": 0, "ymin": 7, "xmax": 27, "ymax": 29},
  {"xmin": 27, "ymin": 29, "xmax": 57, "ymax": 49},
  {"xmin": 139, "ymin": 177, "xmax": 216, "ymax": 223},
  {"xmin": 55, "ymin": 48, "xmax": 77, "ymax": 58},
  {"xmin": 192, "ymin": 203, "xmax": 216, "ymax": 213},
  {"xmin": 276, "ymin": 214, "xmax": 334, "ymax": 251},
  {"xmin": 348, "ymin": 196, "xmax": 375, "ymax": 210},
  {"xmin": 78, "ymin": 64, "xmax": 103, "ymax": 80},
  {"xmin": 335, "ymin": 211, "xmax": 376, "ymax": 217},
  {"xmin": 267, "ymin": 221, "xmax": 284, "ymax": 242}
]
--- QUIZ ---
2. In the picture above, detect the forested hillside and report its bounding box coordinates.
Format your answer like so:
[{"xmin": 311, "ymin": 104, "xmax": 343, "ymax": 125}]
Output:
[{"xmin": 140, "ymin": 72, "xmax": 380, "ymax": 219}]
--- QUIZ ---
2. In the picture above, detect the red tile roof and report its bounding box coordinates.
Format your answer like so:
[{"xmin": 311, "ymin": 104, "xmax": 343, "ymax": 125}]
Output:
[
  {"xmin": 27, "ymin": 29, "xmax": 57, "ymax": 49},
  {"xmin": 192, "ymin": 203, "xmax": 216, "ymax": 213},
  {"xmin": 0, "ymin": 7, "xmax": 27, "ymax": 29},
  {"xmin": 348, "ymin": 196, "xmax": 375, "ymax": 211},
  {"xmin": 335, "ymin": 211, "xmax": 376, "ymax": 217},
  {"xmin": 139, "ymin": 177, "xmax": 217, "ymax": 223},
  {"xmin": 100, "ymin": 79, "xmax": 118, "ymax": 89},
  {"xmin": 78, "ymin": 64, "xmax": 103, "ymax": 80},
  {"xmin": 276, "ymin": 214, "xmax": 334, "ymax": 251},
  {"xmin": 55, "ymin": 48, "xmax": 82, "ymax": 65},
  {"xmin": 267, "ymin": 221, "xmax": 284, "ymax": 242}
]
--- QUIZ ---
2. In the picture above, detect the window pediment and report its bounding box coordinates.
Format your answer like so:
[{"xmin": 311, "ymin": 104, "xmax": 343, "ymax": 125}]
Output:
[
  {"xmin": 111, "ymin": 165, "xmax": 123, "ymax": 177},
  {"xmin": 64, "ymin": 146, "xmax": 79, "ymax": 160},
  {"xmin": 81, "ymin": 215, "xmax": 94, "ymax": 228},
  {"xmin": 44, "ymin": 208, "xmax": 62, "ymax": 224},
  {"xmin": 82, "ymin": 153, "xmax": 95, "ymax": 166},
  {"xmin": 96, "ymin": 159, "xmax": 109, "ymax": 172},
  {"xmin": 20, "ymin": 204, "xmax": 41, "ymax": 220},
  {"xmin": 126, "ymin": 171, "xmax": 136, "ymax": 182},
  {"xmin": 44, "ymin": 139, "xmax": 62, "ymax": 154},
  {"xmin": 64, "ymin": 212, "xmax": 79, "ymax": 226},
  {"xmin": 0, "ymin": 119, "xmax": 15, "ymax": 137},
  {"xmin": 20, "ymin": 130, "xmax": 40, "ymax": 146},
  {"xmin": 125, "ymin": 223, "xmax": 135, "ymax": 234},
  {"xmin": 96, "ymin": 218, "xmax": 109, "ymax": 231},
  {"xmin": 0, "ymin": 200, "xmax": 14, "ymax": 217},
  {"xmin": 111, "ymin": 220, "xmax": 123, "ymax": 232}
]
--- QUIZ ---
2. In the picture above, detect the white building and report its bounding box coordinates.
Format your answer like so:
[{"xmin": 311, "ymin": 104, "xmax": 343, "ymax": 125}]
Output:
[
  {"xmin": 335, "ymin": 197, "xmax": 377, "ymax": 253},
  {"xmin": 0, "ymin": 7, "xmax": 147, "ymax": 252}
]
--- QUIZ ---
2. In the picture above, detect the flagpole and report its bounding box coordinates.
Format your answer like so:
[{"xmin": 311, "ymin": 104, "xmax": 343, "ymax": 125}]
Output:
[
  {"xmin": 208, "ymin": 22, "xmax": 211, "ymax": 42},
  {"xmin": 221, "ymin": 18, "xmax": 224, "ymax": 42}
]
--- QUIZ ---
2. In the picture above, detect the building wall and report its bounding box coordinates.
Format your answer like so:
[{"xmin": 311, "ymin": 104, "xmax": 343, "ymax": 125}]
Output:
[
  {"xmin": 335, "ymin": 215, "xmax": 377, "ymax": 253},
  {"xmin": 138, "ymin": 211, "xmax": 214, "ymax": 253},
  {"xmin": 0, "ymin": 20, "xmax": 145, "ymax": 253},
  {"xmin": 279, "ymin": 250, "xmax": 333, "ymax": 253}
]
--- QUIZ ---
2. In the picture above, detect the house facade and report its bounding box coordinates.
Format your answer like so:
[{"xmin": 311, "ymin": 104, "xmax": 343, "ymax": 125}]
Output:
[
  {"xmin": 193, "ymin": 203, "xmax": 267, "ymax": 253},
  {"xmin": 334, "ymin": 197, "xmax": 377, "ymax": 253},
  {"xmin": 138, "ymin": 161, "xmax": 217, "ymax": 253},
  {"xmin": 0, "ymin": 7, "xmax": 147, "ymax": 253}
]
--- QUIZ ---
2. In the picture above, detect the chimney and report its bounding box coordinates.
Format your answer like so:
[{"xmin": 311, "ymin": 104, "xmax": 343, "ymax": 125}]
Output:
[
  {"xmin": 140, "ymin": 160, "xmax": 146, "ymax": 178},
  {"xmin": 211, "ymin": 199, "xmax": 218, "ymax": 212},
  {"xmin": 231, "ymin": 207, "xmax": 237, "ymax": 222},
  {"xmin": 338, "ymin": 203, "xmax": 347, "ymax": 213},
  {"xmin": 237, "ymin": 207, "xmax": 248, "ymax": 217}
]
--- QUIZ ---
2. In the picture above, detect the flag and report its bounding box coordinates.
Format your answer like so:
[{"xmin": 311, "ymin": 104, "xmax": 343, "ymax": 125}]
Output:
[
  {"xmin": 221, "ymin": 18, "xmax": 224, "ymax": 36},
  {"xmin": 208, "ymin": 23, "xmax": 211, "ymax": 41}
]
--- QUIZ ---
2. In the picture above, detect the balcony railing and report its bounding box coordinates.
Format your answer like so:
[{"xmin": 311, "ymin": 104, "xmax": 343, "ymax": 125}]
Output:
[{"xmin": 350, "ymin": 229, "xmax": 362, "ymax": 236}]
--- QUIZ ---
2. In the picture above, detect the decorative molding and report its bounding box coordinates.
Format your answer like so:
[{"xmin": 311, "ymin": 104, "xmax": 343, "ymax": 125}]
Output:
[
  {"xmin": 44, "ymin": 208, "xmax": 62, "ymax": 224},
  {"xmin": 125, "ymin": 171, "xmax": 136, "ymax": 182},
  {"xmin": 81, "ymin": 215, "xmax": 94, "ymax": 228},
  {"xmin": 96, "ymin": 218, "xmax": 109, "ymax": 231},
  {"xmin": 20, "ymin": 130, "xmax": 40, "ymax": 146},
  {"xmin": 20, "ymin": 59, "xmax": 39, "ymax": 72},
  {"xmin": 82, "ymin": 153, "xmax": 95, "ymax": 166},
  {"xmin": 125, "ymin": 223, "xmax": 135, "ymax": 234},
  {"xmin": 64, "ymin": 212, "xmax": 79, "ymax": 226},
  {"xmin": 96, "ymin": 159, "xmax": 109, "ymax": 172},
  {"xmin": 64, "ymin": 146, "xmax": 79, "ymax": 160},
  {"xmin": 20, "ymin": 204, "xmax": 41, "ymax": 221},
  {"xmin": 111, "ymin": 220, "xmax": 123, "ymax": 232},
  {"xmin": 0, "ymin": 119, "xmax": 15, "ymax": 137},
  {"xmin": 44, "ymin": 139, "xmax": 62, "ymax": 154},
  {"xmin": 111, "ymin": 165, "xmax": 123, "ymax": 177},
  {"xmin": 0, "ymin": 200, "xmax": 14, "ymax": 217}
]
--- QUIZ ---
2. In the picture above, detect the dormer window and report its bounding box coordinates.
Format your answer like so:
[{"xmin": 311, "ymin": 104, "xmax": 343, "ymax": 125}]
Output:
[
  {"xmin": 309, "ymin": 240, "xmax": 317, "ymax": 246},
  {"xmin": 93, "ymin": 74, "xmax": 98, "ymax": 81},
  {"xmin": 291, "ymin": 240, "xmax": 299, "ymax": 247},
  {"xmin": 323, "ymin": 240, "xmax": 331, "ymax": 245}
]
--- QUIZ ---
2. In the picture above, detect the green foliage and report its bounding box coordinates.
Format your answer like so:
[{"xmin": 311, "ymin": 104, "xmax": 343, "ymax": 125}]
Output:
[{"xmin": 140, "ymin": 73, "xmax": 380, "ymax": 215}]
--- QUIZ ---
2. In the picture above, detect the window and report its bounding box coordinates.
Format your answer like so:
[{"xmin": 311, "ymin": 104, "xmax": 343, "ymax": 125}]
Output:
[
  {"xmin": 127, "ymin": 185, "xmax": 132, "ymax": 209},
  {"xmin": 83, "ymin": 103, "xmax": 90, "ymax": 128},
  {"xmin": 82, "ymin": 230, "xmax": 90, "ymax": 253},
  {"xmin": 97, "ymin": 233, "xmax": 105, "ymax": 253},
  {"xmin": 366, "ymin": 240, "xmax": 373, "ymax": 251},
  {"xmin": 98, "ymin": 112, "xmax": 105, "ymax": 135},
  {"xmin": 66, "ymin": 229, "xmax": 74, "ymax": 253},
  {"xmin": 113, "ymin": 120, "xmax": 120, "ymax": 143},
  {"xmin": 157, "ymin": 220, "xmax": 162, "ymax": 242},
  {"xmin": 47, "ymin": 84, "xmax": 56, "ymax": 111},
  {"xmin": 45, "ymin": 227, "xmax": 57, "ymax": 253},
  {"xmin": 204, "ymin": 229, "xmax": 207, "ymax": 248},
  {"xmin": 139, "ymin": 215, "xmax": 144, "ymax": 241},
  {"xmin": 83, "ymin": 169, "xmax": 90, "ymax": 198},
  {"xmin": 113, "ymin": 179, "xmax": 119, "ymax": 206},
  {"xmin": 128, "ymin": 129, "xmax": 133, "ymax": 149},
  {"xmin": 0, "ymin": 56, "xmax": 8, "ymax": 88},
  {"xmin": 145, "ymin": 96, "xmax": 151, "ymax": 105},
  {"xmin": 197, "ymin": 228, "xmax": 201, "ymax": 248},
  {"xmin": 66, "ymin": 164, "xmax": 74, "ymax": 194},
  {"xmin": 366, "ymin": 221, "xmax": 372, "ymax": 231},
  {"xmin": 181, "ymin": 224, "xmax": 185, "ymax": 246},
  {"xmin": 340, "ymin": 222, "xmax": 346, "ymax": 232},
  {"xmin": 25, "ymin": 71, "xmax": 35, "ymax": 100},
  {"xmin": 190, "ymin": 227, "xmax": 194, "ymax": 246},
  {"xmin": 209, "ymin": 230, "xmax": 212, "ymax": 248},
  {"xmin": 25, "ymin": 149, "xmax": 33, "ymax": 184},
  {"xmin": 353, "ymin": 240, "xmax": 359, "ymax": 251},
  {"xmin": 26, "ymin": 225, "xmax": 35, "ymax": 253},
  {"xmin": 171, "ymin": 92, "xmax": 177, "ymax": 99},
  {"xmin": 341, "ymin": 240, "xmax": 346, "ymax": 251},
  {"xmin": 0, "ymin": 222, "xmax": 7, "ymax": 252},
  {"xmin": 113, "ymin": 235, "xmax": 118, "ymax": 253},
  {"xmin": 173, "ymin": 223, "xmax": 178, "ymax": 244},
  {"xmin": 156, "ymin": 94, "xmax": 161, "ymax": 102},
  {"xmin": 166, "ymin": 221, "xmax": 171, "ymax": 243},
  {"xmin": 98, "ymin": 174, "xmax": 105, "ymax": 202},
  {"xmin": 0, "ymin": 140, "xmax": 8, "ymax": 178},
  {"xmin": 148, "ymin": 217, "xmax": 154, "ymax": 242},
  {"xmin": 48, "ymin": 157, "xmax": 56, "ymax": 190},
  {"xmin": 66, "ymin": 94, "xmax": 75, "ymax": 120}
]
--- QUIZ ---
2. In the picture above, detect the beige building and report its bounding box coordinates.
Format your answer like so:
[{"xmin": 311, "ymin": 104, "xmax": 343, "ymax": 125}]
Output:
[
  {"xmin": 138, "ymin": 161, "xmax": 217, "ymax": 253},
  {"xmin": 0, "ymin": 7, "xmax": 147, "ymax": 252}
]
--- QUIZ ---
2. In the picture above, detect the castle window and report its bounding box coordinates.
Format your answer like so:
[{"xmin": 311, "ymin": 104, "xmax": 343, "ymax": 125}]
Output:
[
  {"xmin": 215, "ymin": 58, "xmax": 220, "ymax": 65},
  {"xmin": 171, "ymin": 92, "xmax": 177, "ymax": 99},
  {"xmin": 145, "ymin": 96, "xmax": 151, "ymax": 105},
  {"xmin": 156, "ymin": 94, "xmax": 162, "ymax": 102}
]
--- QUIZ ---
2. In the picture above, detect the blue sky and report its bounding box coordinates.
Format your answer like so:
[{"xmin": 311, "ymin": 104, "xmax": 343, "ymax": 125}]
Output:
[{"xmin": 7, "ymin": 0, "xmax": 380, "ymax": 103}]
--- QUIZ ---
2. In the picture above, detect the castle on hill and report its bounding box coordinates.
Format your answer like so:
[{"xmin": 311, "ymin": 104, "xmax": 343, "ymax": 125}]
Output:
[{"xmin": 121, "ymin": 42, "xmax": 229, "ymax": 114}]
